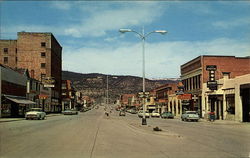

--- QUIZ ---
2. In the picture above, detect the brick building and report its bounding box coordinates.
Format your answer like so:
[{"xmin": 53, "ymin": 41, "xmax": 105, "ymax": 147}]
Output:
[
  {"xmin": 0, "ymin": 32, "xmax": 62, "ymax": 112},
  {"xmin": 180, "ymin": 55, "xmax": 250, "ymax": 118},
  {"xmin": 0, "ymin": 40, "xmax": 18, "ymax": 69},
  {"xmin": 61, "ymin": 80, "xmax": 76, "ymax": 110},
  {"xmin": 155, "ymin": 82, "xmax": 182, "ymax": 115}
]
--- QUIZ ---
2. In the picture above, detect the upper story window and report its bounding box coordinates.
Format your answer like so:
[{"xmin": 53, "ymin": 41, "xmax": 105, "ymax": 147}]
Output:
[
  {"xmin": 41, "ymin": 42, "xmax": 46, "ymax": 47},
  {"xmin": 3, "ymin": 48, "xmax": 8, "ymax": 54},
  {"xmin": 41, "ymin": 52, "xmax": 46, "ymax": 57},
  {"xmin": 4, "ymin": 57, "xmax": 8, "ymax": 64},
  {"xmin": 41, "ymin": 63, "xmax": 46, "ymax": 68}
]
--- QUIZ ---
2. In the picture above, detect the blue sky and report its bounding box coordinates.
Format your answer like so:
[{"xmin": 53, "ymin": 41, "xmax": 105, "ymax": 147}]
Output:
[{"xmin": 1, "ymin": 1, "xmax": 250, "ymax": 78}]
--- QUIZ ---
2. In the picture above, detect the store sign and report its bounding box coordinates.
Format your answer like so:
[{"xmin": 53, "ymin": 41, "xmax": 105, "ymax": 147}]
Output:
[
  {"xmin": 138, "ymin": 92, "xmax": 150, "ymax": 98},
  {"xmin": 178, "ymin": 94, "xmax": 192, "ymax": 100},
  {"xmin": 42, "ymin": 77, "xmax": 55, "ymax": 88},
  {"xmin": 206, "ymin": 65, "xmax": 217, "ymax": 90}
]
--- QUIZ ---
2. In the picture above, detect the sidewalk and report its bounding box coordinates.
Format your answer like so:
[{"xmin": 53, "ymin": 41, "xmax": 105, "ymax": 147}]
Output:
[{"xmin": 0, "ymin": 113, "xmax": 62, "ymax": 123}]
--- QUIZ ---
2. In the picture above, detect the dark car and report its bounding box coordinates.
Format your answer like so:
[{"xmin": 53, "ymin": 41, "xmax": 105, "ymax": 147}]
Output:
[{"xmin": 161, "ymin": 112, "xmax": 174, "ymax": 119}]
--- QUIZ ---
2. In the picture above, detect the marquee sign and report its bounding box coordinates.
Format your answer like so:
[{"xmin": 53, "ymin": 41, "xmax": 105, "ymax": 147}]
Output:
[{"xmin": 42, "ymin": 77, "xmax": 55, "ymax": 88}]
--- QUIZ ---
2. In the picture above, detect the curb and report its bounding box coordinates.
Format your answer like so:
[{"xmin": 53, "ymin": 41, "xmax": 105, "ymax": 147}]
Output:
[{"xmin": 0, "ymin": 114, "xmax": 62, "ymax": 123}]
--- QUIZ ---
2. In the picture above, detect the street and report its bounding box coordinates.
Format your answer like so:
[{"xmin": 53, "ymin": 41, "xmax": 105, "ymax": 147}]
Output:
[{"xmin": 0, "ymin": 106, "xmax": 250, "ymax": 158}]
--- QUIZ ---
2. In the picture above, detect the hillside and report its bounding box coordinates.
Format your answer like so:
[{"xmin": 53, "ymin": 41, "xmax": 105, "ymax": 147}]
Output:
[{"xmin": 62, "ymin": 71, "xmax": 179, "ymax": 103}]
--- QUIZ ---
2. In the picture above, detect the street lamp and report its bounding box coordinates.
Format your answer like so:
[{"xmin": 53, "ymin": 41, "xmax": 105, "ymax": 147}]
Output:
[{"xmin": 119, "ymin": 27, "xmax": 167, "ymax": 125}]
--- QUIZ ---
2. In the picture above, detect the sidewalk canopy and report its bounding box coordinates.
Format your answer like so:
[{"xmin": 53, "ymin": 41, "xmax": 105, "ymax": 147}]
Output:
[{"xmin": 4, "ymin": 95, "xmax": 36, "ymax": 105}]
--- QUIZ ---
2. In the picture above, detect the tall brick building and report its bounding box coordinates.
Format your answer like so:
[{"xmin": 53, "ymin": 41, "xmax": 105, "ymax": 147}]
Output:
[
  {"xmin": 0, "ymin": 32, "xmax": 62, "ymax": 112},
  {"xmin": 180, "ymin": 55, "xmax": 250, "ymax": 118}
]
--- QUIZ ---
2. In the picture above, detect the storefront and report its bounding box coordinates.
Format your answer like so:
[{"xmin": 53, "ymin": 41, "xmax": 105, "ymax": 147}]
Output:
[{"xmin": 2, "ymin": 95, "xmax": 36, "ymax": 117}]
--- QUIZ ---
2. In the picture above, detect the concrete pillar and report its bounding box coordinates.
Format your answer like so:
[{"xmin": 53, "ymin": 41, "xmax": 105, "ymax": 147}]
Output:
[
  {"xmin": 179, "ymin": 100, "xmax": 182, "ymax": 115},
  {"xmin": 235, "ymin": 84, "xmax": 243, "ymax": 122},
  {"xmin": 69, "ymin": 101, "xmax": 72, "ymax": 109},
  {"xmin": 223, "ymin": 93, "xmax": 227, "ymax": 120},
  {"xmin": 62, "ymin": 101, "xmax": 65, "ymax": 111},
  {"xmin": 218, "ymin": 100, "xmax": 222, "ymax": 120},
  {"xmin": 176, "ymin": 99, "xmax": 179, "ymax": 116},
  {"xmin": 168, "ymin": 102, "xmax": 170, "ymax": 112},
  {"xmin": 215, "ymin": 101, "xmax": 217, "ymax": 119}
]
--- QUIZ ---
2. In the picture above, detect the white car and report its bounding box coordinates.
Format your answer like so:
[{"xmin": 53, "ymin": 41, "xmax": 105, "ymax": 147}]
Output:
[
  {"xmin": 138, "ymin": 110, "xmax": 150, "ymax": 118},
  {"xmin": 25, "ymin": 108, "xmax": 46, "ymax": 120},
  {"xmin": 181, "ymin": 111, "xmax": 199, "ymax": 122},
  {"xmin": 151, "ymin": 111, "xmax": 160, "ymax": 117}
]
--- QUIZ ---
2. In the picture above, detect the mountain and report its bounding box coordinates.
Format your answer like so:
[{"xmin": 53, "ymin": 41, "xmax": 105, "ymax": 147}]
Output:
[{"xmin": 62, "ymin": 71, "xmax": 179, "ymax": 103}]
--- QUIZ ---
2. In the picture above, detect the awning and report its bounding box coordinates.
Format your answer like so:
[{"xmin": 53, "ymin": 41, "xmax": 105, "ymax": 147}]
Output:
[{"xmin": 4, "ymin": 95, "xmax": 36, "ymax": 105}]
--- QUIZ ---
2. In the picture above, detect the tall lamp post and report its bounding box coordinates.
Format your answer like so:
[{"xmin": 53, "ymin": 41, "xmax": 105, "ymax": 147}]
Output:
[{"xmin": 119, "ymin": 28, "xmax": 167, "ymax": 125}]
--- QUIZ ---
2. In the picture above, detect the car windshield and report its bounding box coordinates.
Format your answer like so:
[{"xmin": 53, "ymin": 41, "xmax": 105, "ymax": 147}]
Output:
[
  {"xmin": 186, "ymin": 112, "xmax": 197, "ymax": 114},
  {"xmin": 30, "ymin": 108, "xmax": 42, "ymax": 112}
]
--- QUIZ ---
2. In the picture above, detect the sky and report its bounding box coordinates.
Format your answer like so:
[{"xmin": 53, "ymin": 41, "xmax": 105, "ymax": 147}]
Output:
[{"xmin": 1, "ymin": 1, "xmax": 250, "ymax": 79}]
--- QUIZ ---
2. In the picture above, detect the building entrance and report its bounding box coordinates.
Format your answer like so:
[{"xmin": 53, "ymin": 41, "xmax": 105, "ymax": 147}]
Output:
[{"xmin": 241, "ymin": 84, "xmax": 250, "ymax": 122}]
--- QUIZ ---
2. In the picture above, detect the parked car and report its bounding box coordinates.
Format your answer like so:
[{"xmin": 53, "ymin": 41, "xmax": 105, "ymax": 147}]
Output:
[
  {"xmin": 181, "ymin": 111, "xmax": 199, "ymax": 122},
  {"xmin": 161, "ymin": 112, "xmax": 174, "ymax": 119},
  {"xmin": 119, "ymin": 111, "xmax": 126, "ymax": 116},
  {"xmin": 138, "ymin": 110, "xmax": 150, "ymax": 118},
  {"xmin": 151, "ymin": 111, "xmax": 160, "ymax": 117},
  {"xmin": 25, "ymin": 108, "xmax": 46, "ymax": 120},
  {"xmin": 62, "ymin": 109, "xmax": 78, "ymax": 115},
  {"xmin": 130, "ymin": 109, "xmax": 137, "ymax": 114}
]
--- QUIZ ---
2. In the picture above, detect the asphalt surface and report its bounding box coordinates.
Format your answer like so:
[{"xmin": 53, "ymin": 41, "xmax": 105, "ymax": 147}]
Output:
[{"xmin": 0, "ymin": 106, "xmax": 250, "ymax": 158}]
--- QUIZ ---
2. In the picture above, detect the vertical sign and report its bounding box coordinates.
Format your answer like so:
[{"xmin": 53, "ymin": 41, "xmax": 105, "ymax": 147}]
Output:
[{"xmin": 206, "ymin": 65, "xmax": 217, "ymax": 90}]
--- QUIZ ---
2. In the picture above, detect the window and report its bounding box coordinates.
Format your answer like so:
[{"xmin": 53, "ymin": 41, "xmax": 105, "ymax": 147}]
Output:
[
  {"xmin": 3, "ymin": 48, "xmax": 8, "ymax": 54},
  {"xmin": 41, "ymin": 52, "xmax": 46, "ymax": 57},
  {"xmin": 16, "ymin": 57, "xmax": 18, "ymax": 63},
  {"xmin": 41, "ymin": 63, "xmax": 46, "ymax": 68},
  {"xmin": 4, "ymin": 57, "xmax": 8, "ymax": 64},
  {"xmin": 41, "ymin": 42, "xmax": 46, "ymax": 47}
]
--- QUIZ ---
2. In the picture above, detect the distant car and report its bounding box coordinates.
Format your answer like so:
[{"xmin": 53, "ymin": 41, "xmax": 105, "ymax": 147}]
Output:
[
  {"xmin": 62, "ymin": 109, "xmax": 78, "ymax": 115},
  {"xmin": 161, "ymin": 112, "xmax": 174, "ymax": 119},
  {"xmin": 119, "ymin": 111, "xmax": 126, "ymax": 116},
  {"xmin": 151, "ymin": 111, "xmax": 160, "ymax": 117},
  {"xmin": 138, "ymin": 110, "xmax": 150, "ymax": 118},
  {"xmin": 181, "ymin": 111, "xmax": 199, "ymax": 122},
  {"xmin": 130, "ymin": 109, "xmax": 137, "ymax": 114},
  {"xmin": 25, "ymin": 108, "xmax": 46, "ymax": 120}
]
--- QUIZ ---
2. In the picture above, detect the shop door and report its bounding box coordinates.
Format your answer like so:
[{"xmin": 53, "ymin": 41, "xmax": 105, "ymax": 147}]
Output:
[{"xmin": 241, "ymin": 86, "xmax": 250, "ymax": 122}]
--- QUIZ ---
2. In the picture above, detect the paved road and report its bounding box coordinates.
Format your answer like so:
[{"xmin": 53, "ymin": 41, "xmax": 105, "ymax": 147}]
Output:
[{"xmin": 0, "ymin": 106, "xmax": 249, "ymax": 158}]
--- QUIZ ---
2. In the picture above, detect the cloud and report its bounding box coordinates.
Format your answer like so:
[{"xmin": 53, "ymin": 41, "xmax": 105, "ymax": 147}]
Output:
[
  {"xmin": 62, "ymin": 38, "xmax": 250, "ymax": 78},
  {"xmin": 50, "ymin": 1, "xmax": 74, "ymax": 10},
  {"xmin": 3, "ymin": 2, "xmax": 166, "ymax": 38},
  {"xmin": 212, "ymin": 17, "xmax": 250, "ymax": 29},
  {"xmin": 63, "ymin": 2, "xmax": 165, "ymax": 37}
]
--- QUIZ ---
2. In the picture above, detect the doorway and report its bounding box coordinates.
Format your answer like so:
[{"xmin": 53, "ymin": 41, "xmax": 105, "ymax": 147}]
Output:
[{"xmin": 241, "ymin": 84, "xmax": 250, "ymax": 122}]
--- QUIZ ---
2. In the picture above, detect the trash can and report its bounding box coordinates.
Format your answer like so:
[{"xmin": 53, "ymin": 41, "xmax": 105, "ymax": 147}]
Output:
[{"xmin": 208, "ymin": 112, "xmax": 215, "ymax": 121}]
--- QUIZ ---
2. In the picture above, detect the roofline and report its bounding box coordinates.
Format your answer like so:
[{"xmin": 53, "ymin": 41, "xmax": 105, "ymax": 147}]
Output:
[
  {"xmin": 17, "ymin": 32, "xmax": 62, "ymax": 48},
  {"xmin": 181, "ymin": 55, "xmax": 250, "ymax": 68}
]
